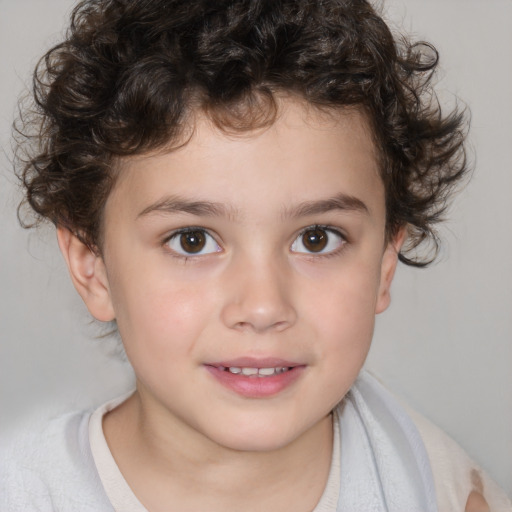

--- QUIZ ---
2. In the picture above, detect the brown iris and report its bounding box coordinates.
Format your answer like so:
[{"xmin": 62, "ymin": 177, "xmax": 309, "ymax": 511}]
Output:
[
  {"xmin": 302, "ymin": 227, "xmax": 328, "ymax": 252},
  {"xmin": 180, "ymin": 230, "xmax": 206, "ymax": 253}
]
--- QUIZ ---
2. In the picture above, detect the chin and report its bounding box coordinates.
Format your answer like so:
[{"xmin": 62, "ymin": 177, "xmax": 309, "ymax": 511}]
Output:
[{"xmin": 209, "ymin": 422, "xmax": 304, "ymax": 453}]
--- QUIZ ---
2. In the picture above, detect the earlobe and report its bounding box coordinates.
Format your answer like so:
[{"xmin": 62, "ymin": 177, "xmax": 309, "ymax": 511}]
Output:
[
  {"xmin": 375, "ymin": 227, "xmax": 407, "ymax": 314},
  {"xmin": 56, "ymin": 227, "xmax": 115, "ymax": 322}
]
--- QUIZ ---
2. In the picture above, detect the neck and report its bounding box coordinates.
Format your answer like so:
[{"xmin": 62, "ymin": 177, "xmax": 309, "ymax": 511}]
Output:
[{"xmin": 103, "ymin": 388, "xmax": 334, "ymax": 512}]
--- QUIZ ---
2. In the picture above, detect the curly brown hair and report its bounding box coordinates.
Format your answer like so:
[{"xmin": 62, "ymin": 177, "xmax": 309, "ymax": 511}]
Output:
[{"xmin": 16, "ymin": 0, "xmax": 468, "ymax": 266}]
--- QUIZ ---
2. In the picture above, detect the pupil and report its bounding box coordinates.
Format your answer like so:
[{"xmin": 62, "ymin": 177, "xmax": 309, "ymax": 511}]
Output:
[
  {"xmin": 303, "ymin": 228, "xmax": 327, "ymax": 252},
  {"xmin": 180, "ymin": 231, "xmax": 206, "ymax": 253}
]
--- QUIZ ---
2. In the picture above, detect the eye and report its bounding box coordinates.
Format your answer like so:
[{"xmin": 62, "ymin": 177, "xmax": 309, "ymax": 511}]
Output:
[
  {"xmin": 166, "ymin": 229, "xmax": 221, "ymax": 256},
  {"xmin": 291, "ymin": 226, "xmax": 345, "ymax": 255}
]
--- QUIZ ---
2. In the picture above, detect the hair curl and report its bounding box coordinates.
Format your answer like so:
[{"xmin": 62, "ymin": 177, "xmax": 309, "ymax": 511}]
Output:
[{"xmin": 16, "ymin": 0, "xmax": 469, "ymax": 266}]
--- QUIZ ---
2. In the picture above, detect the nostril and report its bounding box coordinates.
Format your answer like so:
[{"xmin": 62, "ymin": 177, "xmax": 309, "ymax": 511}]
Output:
[
  {"xmin": 233, "ymin": 321, "xmax": 250, "ymax": 331},
  {"xmin": 272, "ymin": 320, "xmax": 291, "ymax": 332},
  {"xmin": 232, "ymin": 319, "xmax": 292, "ymax": 334}
]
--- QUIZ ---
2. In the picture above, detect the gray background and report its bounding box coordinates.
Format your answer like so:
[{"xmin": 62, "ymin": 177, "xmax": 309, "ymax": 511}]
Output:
[{"xmin": 1, "ymin": 0, "xmax": 511, "ymax": 496}]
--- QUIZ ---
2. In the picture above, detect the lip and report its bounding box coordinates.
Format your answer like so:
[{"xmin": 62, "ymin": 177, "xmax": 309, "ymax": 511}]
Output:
[
  {"xmin": 208, "ymin": 357, "xmax": 302, "ymax": 369},
  {"xmin": 205, "ymin": 357, "xmax": 305, "ymax": 398}
]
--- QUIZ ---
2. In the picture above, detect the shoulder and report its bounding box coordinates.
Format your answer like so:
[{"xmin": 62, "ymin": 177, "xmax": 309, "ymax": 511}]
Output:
[
  {"xmin": 346, "ymin": 372, "xmax": 512, "ymax": 512},
  {"xmin": 0, "ymin": 407, "xmax": 113, "ymax": 512},
  {"xmin": 406, "ymin": 406, "xmax": 512, "ymax": 512}
]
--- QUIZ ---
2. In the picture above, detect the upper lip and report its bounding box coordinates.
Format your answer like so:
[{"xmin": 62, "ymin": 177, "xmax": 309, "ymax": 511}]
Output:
[{"xmin": 206, "ymin": 357, "xmax": 303, "ymax": 369}]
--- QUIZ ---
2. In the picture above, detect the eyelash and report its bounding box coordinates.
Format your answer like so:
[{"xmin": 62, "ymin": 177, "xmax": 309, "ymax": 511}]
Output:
[
  {"xmin": 162, "ymin": 227, "xmax": 222, "ymax": 261},
  {"xmin": 292, "ymin": 225, "xmax": 348, "ymax": 258},
  {"xmin": 161, "ymin": 224, "xmax": 348, "ymax": 259}
]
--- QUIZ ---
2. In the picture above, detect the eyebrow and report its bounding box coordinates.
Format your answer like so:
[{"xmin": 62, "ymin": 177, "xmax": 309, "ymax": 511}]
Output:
[
  {"xmin": 137, "ymin": 196, "xmax": 238, "ymax": 219},
  {"xmin": 282, "ymin": 193, "xmax": 369, "ymax": 219},
  {"xmin": 137, "ymin": 192, "xmax": 369, "ymax": 220}
]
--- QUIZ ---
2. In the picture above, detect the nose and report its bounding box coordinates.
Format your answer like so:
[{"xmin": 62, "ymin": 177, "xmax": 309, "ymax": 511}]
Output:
[{"xmin": 220, "ymin": 256, "xmax": 297, "ymax": 334}]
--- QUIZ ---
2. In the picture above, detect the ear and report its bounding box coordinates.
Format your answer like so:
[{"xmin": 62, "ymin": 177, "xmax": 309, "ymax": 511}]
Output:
[
  {"xmin": 375, "ymin": 227, "xmax": 407, "ymax": 314},
  {"xmin": 57, "ymin": 227, "xmax": 115, "ymax": 322}
]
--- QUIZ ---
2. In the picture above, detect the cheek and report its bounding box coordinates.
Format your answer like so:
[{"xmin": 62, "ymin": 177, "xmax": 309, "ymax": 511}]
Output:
[
  {"xmin": 108, "ymin": 262, "xmax": 216, "ymax": 359},
  {"xmin": 113, "ymin": 281, "xmax": 217, "ymax": 393},
  {"xmin": 304, "ymin": 258, "xmax": 381, "ymax": 356}
]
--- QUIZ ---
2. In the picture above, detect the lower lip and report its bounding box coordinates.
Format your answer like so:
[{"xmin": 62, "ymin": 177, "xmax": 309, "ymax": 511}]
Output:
[{"xmin": 205, "ymin": 366, "xmax": 305, "ymax": 398}]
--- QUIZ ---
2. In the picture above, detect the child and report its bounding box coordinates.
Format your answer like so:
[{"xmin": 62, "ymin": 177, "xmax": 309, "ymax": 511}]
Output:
[{"xmin": 1, "ymin": 0, "xmax": 510, "ymax": 510}]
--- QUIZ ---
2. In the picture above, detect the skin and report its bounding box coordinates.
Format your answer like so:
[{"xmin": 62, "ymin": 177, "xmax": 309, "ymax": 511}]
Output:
[
  {"xmin": 465, "ymin": 492, "xmax": 490, "ymax": 512},
  {"xmin": 58, "ymin": 99, "xmax": 460, "ymax": 511}
]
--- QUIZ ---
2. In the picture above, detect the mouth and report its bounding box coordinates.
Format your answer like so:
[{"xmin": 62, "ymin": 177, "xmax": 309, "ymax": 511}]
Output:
[
  {"xmin": 204, "ymin": 359, "xmax": 305, "ymax": 398},
  {"xmin": 211, "ymin": 365, "xmax": 293, "ymax": 377}
]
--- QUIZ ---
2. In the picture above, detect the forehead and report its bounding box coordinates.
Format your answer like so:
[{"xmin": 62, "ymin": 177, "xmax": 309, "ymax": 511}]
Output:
[{"xmin": 107, "ymin": 99, "xmax": 384, "ymax": 223}]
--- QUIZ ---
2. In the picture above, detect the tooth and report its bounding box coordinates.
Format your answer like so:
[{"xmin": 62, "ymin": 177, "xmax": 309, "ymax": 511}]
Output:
[
  {"xmin": 241, "ymin": 367, "xmax": 258, "ymax": 376},
  {"xmin": 258, "ymin": 368, "xmax": 276, "ymax": 376},
  {"xmin": 229, "ymin": 367, "xmax": 242, "ymax": 374}
]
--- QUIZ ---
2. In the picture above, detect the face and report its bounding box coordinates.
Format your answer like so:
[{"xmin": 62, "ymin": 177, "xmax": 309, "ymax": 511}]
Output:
[{"xmin": 75, "ymin": 100, "xmax": 400, "ymax": 452}]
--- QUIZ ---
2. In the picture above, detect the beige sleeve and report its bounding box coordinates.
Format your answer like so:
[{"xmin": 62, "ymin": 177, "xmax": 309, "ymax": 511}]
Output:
[{"xmin": 406, "ymin": 407, "xmax": 512, "ymax": 512}]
